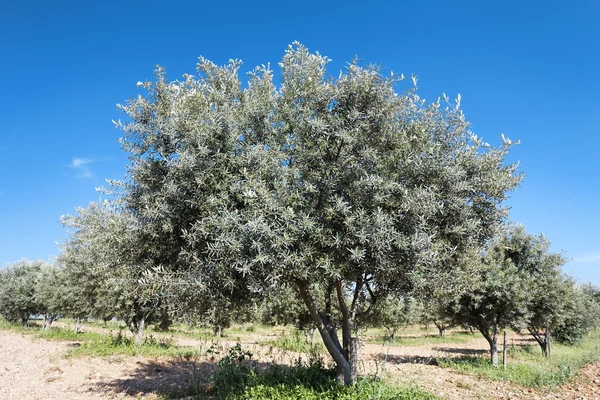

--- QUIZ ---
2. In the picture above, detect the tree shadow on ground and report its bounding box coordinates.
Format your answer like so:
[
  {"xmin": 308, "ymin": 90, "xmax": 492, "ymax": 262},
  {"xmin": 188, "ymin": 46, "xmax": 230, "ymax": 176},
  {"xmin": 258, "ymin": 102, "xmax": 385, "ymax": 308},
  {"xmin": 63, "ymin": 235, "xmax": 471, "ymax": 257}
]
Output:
[
  {"xmin": 96, "ymin": 359, "xmax": 217, "ymax": 398},
  {"xmin": 374, "ymin": 353, "xmax": 439, "ymax": 365},
  {"xmin": 95, "ymin": 358, "xmax": 309, "ymax": 399},
  {"xmin": 432, "ymin": 347, "xmax": 488, "ymax": 356}
]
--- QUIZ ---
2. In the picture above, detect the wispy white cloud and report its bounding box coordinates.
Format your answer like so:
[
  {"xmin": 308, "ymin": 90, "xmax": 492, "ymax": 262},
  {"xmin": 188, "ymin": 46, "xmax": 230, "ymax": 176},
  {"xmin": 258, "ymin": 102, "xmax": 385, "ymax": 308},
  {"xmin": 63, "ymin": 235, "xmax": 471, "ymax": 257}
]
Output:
[
  {"xmin": 69, "ymin": 157, "xmax": 94, "ymax": 179},
  {"xmin": 572, "ymin": 253, "xmax": 600, "ymax": 264}
]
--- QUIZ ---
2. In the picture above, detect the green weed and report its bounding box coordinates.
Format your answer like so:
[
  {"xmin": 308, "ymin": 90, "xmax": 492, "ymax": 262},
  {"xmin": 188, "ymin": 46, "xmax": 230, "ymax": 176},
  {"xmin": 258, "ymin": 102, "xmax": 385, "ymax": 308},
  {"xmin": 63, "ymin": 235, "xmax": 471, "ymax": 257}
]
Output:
[{"xmin": 267, "ymin": 329, "xmax": 325, "ymax": 354}]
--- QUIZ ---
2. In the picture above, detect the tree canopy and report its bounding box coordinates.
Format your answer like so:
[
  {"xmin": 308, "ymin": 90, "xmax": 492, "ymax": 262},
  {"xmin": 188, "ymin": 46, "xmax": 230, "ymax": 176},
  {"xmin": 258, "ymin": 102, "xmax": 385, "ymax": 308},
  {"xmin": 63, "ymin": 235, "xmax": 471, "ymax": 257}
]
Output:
[{"xmin": 108, "ymin": 43, "xmax": 521, "ymax": 383}]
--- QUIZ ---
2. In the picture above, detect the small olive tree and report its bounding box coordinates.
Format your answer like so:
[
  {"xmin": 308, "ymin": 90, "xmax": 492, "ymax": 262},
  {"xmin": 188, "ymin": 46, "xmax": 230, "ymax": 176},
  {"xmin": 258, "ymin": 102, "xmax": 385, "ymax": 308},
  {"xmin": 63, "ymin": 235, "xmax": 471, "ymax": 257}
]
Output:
[
  {"xmin": 368, "ymin": 295, "xmax": 421, "ymax": 342},
  {"xmin": 445, "ymin": 227, "xmax": 531, "ymax": 367},
  {"xmin": 488, "ymin": 226, "xmax": 569, "ymax": 357}
]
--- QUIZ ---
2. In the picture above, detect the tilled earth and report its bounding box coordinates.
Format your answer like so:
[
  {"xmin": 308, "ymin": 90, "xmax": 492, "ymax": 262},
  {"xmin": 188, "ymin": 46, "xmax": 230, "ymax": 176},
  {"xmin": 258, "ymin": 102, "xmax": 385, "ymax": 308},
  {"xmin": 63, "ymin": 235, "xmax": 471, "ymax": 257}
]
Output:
[{"xmin": 0, "ymin": 329, "xmax": 598, "ymax": 399}]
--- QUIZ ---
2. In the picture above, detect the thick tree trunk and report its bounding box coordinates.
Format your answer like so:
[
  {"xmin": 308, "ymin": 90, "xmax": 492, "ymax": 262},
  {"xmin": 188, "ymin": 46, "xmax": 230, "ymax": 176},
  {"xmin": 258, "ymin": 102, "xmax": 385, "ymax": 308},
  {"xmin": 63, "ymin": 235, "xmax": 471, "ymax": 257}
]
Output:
[
  {"xmin": 336, "ymin": 280, "xmax": 358, "ymax": 385},
  {"xmin": 545, "ymin": 328, "xmax": 551, "ymax": 358},
  {"xmin": 503, "ymin": 331, "xmax": 507, "ymax": 371},
  {"xmin": 134, "ymin": 317, "xmax": 145, "ymax": 346},
  {"xmin": 489, "ymin": 336, "xmax": 498, "ymax": 367},
  {"xmin": 480, "ymin": 327, "xmax": 499, "ymax": 367},
  {"xmin": 214, "ymin": 325, "xmax": 223, "ymax": 337},
  {"xmin": 528, "ymin": 327, "xmax": 548, "ymax": 357},
  {"xmin": 296, "ymin": 280, "xmax": 353, "ymax": 385},
  {"xmin": 43, "ymin": 314, "xmax": 54, "ymax": 331}
]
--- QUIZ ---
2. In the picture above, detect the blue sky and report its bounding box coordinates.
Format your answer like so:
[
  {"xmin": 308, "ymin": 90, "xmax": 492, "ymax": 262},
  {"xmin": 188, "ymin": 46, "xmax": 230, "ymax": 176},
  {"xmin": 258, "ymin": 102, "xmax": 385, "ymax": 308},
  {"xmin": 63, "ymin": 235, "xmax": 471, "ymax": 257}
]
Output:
[{"xmin": 1, "ymin": 1, "xmax": 598, "ymax": 284}]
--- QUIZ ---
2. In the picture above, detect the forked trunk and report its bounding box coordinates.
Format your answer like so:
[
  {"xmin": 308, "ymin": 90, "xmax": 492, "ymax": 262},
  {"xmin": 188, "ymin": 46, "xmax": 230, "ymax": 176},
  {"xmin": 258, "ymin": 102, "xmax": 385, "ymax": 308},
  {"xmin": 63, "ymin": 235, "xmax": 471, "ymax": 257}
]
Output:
[
  {"xmin": 480, "ymin": 327, "xmax": 499, "ymax": 367},
  {"xmin": 528, "ymin": 327, "xmax": 549, "ymax": 357},
  {"xmin": 296, "ymin": 280, "xmax": 355, "ymax": 385},
  {"xmin": 545, "ymin": 328, "xmax": 551, "ymax": 358},
  {"xmin": 438, "ymin": 326, "xmax": 445, "ymax": 337},
  {"xmin": 214, "ymin": 325, "xmax": 223, "ymax": 337},
  {"xmin": 43, "ymin": 314, "xmax": 54, "ymax": 331}
]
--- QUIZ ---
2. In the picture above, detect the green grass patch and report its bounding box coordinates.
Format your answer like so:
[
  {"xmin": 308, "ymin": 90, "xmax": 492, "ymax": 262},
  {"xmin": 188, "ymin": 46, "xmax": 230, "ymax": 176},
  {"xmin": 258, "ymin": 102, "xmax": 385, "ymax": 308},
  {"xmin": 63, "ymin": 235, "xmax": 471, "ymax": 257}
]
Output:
[
  {"xmin": 438, "ymin": 331, "xmax": 600, "ymax": 387},
  {"xmin": 235, "ymin": 378, "xmax": 438, "ymax": 400},
  {"xmin": 168, "ymin": 344, "xmax": 437, "ymax": 400},
  {"xmin": 0, "ymin": 318, "xmax": 202, "ymax": 359},
  {"xmin": 266, "ymin": 330, "xmax": 326, "ymax": 354}
]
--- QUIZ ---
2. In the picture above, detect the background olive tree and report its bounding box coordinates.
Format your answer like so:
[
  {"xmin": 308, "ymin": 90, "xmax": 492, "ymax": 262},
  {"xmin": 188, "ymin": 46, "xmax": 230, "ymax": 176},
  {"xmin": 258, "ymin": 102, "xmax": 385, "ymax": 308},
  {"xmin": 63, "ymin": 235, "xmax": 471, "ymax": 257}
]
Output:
[{"xmin": 0, "ymin": 260, "xmax": 45, "ymax": 326}]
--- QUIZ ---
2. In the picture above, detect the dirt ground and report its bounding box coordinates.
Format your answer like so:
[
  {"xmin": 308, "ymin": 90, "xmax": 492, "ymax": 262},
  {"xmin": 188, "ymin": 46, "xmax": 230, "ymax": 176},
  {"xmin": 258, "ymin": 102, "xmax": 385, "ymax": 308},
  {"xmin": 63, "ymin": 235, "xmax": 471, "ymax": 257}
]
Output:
[{"xmin": 0, "ymin": 328, "xmax": 598, "ymax": 400}]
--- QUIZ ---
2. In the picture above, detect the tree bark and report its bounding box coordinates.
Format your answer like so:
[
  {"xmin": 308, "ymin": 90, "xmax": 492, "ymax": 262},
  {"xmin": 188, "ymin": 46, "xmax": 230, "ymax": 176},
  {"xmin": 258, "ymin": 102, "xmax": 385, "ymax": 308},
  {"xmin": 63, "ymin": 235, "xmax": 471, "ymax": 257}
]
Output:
[
  {"xmin": 336, "ymin": 280, "xmax": 358, "ymax": 384},
  {"xmin": 503, "ymin": 331, "xmax": 507, "ymax": 371},
  {"xmin": 349, "ymin": 337, "xmax": 358, "ymax": 381},
  {"xmin": 134, "ymin": 317, "xmax": 145, "ymax": 346},
  {"xmin": 480, "ymin": 328, "xmax": 499, "ymax": 367},
  {"xmin": 545, "ymin": 327, "xmax": 551, "ymax": 358},
  {"xmin": 296, "ymin": 280, "xmax": 353, "ymax": 385},
  {"xmin": 528, "ymin": 327, "xmax": 548, "ymax": 356},
  {"xmin": 214, "ymin": 325, "xmax": 223, "ymax": 337},
  {"xmin": 43, "ymin": 314, "xmax": 54, "ymax": 331},
  {"xmin": 490, "ymin": 337, "xmax": 498, "ymax": 367}
]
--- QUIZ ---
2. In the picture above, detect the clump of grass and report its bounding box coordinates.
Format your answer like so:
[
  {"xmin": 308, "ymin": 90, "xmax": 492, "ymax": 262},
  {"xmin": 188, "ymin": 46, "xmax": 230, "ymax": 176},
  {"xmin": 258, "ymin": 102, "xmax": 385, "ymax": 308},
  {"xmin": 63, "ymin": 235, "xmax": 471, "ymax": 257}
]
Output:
[
  {"xmin": 438, "ymin": 330, "xmax": 600, "ymax": 387},
  {"xmin": 268, "ymin": 330, "xmax": 325, "ymax": 354},
  {"xmin": 238, "ymin": 380, "xmax": 437, "ymax": 400},
  {"xmin": 66, "ymin": 329, "xmax": 202, "ymax": 358},
  {"xmin": 38, "ymin": 327, "xmax": 106, "ymax": 342}
]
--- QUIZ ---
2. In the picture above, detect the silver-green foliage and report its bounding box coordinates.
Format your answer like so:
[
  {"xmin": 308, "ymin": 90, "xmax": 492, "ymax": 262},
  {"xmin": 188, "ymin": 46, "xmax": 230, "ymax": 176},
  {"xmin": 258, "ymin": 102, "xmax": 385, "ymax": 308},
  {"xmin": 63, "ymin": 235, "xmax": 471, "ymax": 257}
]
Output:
[
  {"xmin": 0, "ymin": 259, "xmax": 45, "ymax": 325},
  {"xmin": 444, "ymin": 226, "xmax": 531, "ymax": 366},
  {"xmin": 35, "ymin": 263, "xmax": 70, "ymax": 330},
  {"xmin": 368, "ymin": 295, "xmax": 422, "ymax": 342},
  {"xmin": 113, "ymin": 43, "xmax": 521, "ymax": 383},
  {"xmin": 60, "ymin": 201, "xmax": 165, "ymax": 340}
]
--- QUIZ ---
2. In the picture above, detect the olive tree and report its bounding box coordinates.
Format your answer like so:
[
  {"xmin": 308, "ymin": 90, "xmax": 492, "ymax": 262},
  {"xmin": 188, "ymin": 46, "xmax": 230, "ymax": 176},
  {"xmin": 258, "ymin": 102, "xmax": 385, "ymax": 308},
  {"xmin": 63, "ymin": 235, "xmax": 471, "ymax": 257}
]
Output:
[
  {"xmin": 420, "ymin": 297, "xmax": 455, "ymax": 337},
  {"xmin": 60, "ymin": 201, "xmax": 165, "ymax": 343},
  {"xmin": 368, "ymin": 295, "xmax": 421, "ymax": 342},
  {"xmin": 510, "ymin": 229, "xmax": 570, "ymax": 357},
  {"xmin": 35, "ymin": 263, "xmax": 70, "ymax": 330},
  {"xmin": 113, "ymin": 43, "xmax": 521, "ymax": 384},
  {"xmin": 553, "ymin": 284, "xmax": 600, "ymax": 345},
  {"xmin": 444, "ymin": 228, "xmax": 530, "ymax": 367},
  {"xmin": 0, "ymin": 260, "xmax": 45, "ymax": 325}
]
